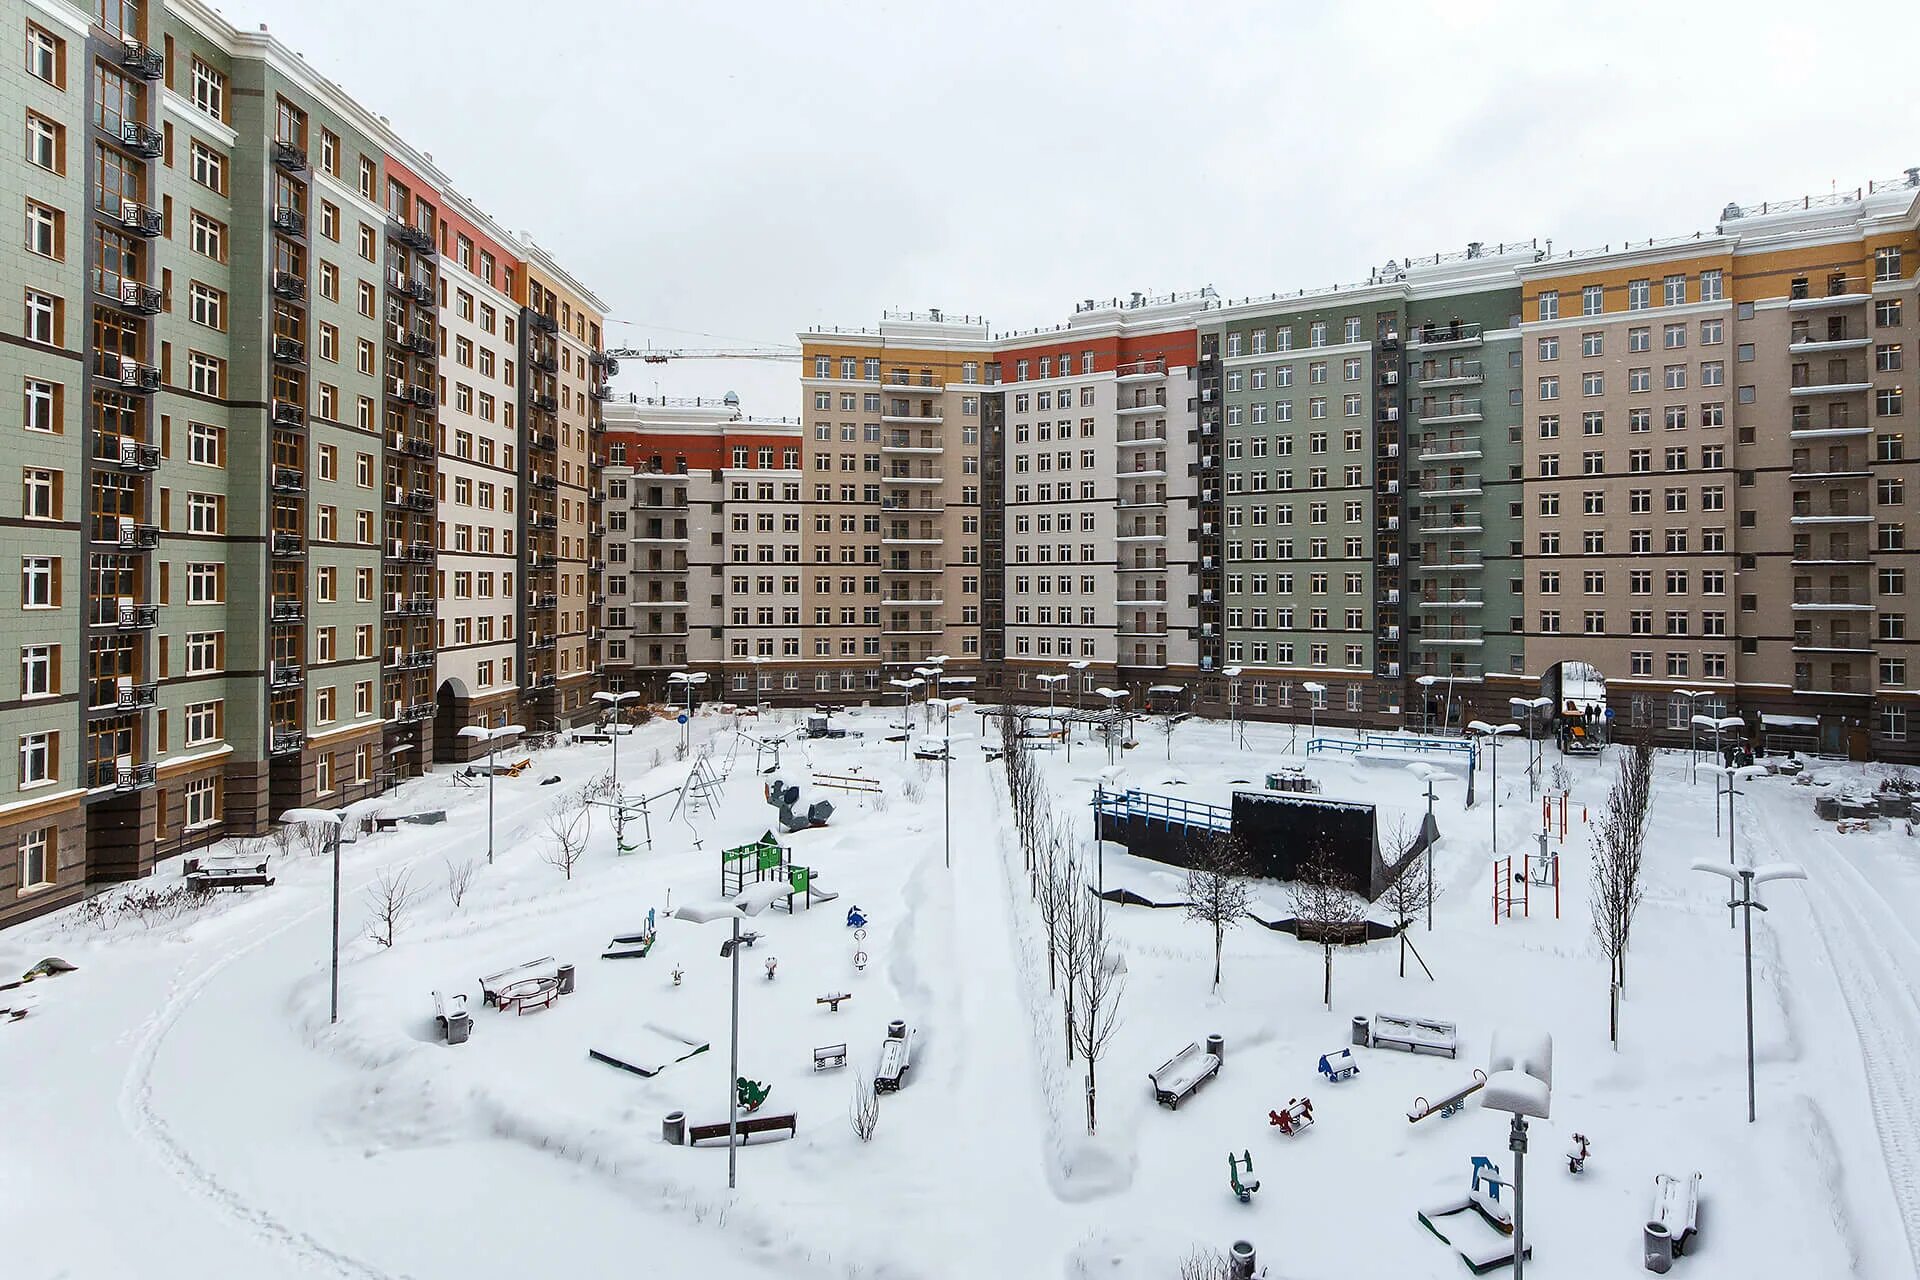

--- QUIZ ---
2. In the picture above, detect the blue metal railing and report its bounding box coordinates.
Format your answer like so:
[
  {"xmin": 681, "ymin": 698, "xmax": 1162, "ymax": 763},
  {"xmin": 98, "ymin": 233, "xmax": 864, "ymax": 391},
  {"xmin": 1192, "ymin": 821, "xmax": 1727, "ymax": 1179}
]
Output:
[{"xmin": 1092, "ymin": 785, "xmax": 1232, "ymax": 833}]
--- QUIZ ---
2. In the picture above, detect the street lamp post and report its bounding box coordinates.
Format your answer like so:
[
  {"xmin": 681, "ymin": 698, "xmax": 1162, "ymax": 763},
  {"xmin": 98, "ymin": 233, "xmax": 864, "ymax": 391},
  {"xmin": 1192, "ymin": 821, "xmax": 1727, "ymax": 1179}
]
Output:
[
  {"xmin": 1302, "ymin": 680, "xmax": 1326, "ymax": 751},
  {"xmin": 1223, "ymin": 666, "xmax": 1245, "ymax": 749},
  {"xmin": 1415, "ymin": 674, "xmax": 1437, "ymax": 736},
  {"xmin": 592, "ymin": 690, "xmax": 642, "ymax": 848},
  {"xmin": 1482, "ymin": 1031, "xmax": 1553, "ymax": 1280},
  {"xmin": 666, "ymin": 671, "xmax": 707, "ymax": 757},
  {"xmin": 933, "ymin": 697, "xmax": 968, "ymax": 869},
  {"xmin": 282, "ymin": 807, "xmax": 348, "ymax": 1024},
  {"xmin": 1691, "ymin": 858, "xmax": 1806, "ymax": 1122},
  {"xmin": 1510, "ymin": 696, "xmax": 1553, "ymax": 796},
  {"xmin": 456, "ymin": 723, "xmax": 524, "ymax": 865},
  {"xmin": 1468, "ymin": 721, "xmax": 1520, "ymax": 852},
  {"xmin": 1670, "ymin": 689, "xmax": 1706, "ymax": 782},
  {"xmin": 1406, "ymin": 763, "xmax": 1441, "ymax": 931},
  {"xmin": 887, "ymin": 677, "xmax": 924, "ymax": 760},
  {"xmin": 1701, "ymin": 762, "xmax": 1768, "ymax": 928}
]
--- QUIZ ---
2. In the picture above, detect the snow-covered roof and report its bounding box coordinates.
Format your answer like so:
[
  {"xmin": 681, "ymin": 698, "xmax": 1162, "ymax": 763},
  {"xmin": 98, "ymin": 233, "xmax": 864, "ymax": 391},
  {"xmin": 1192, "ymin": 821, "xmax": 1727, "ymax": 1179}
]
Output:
[{"xmin": 1761, "ymin": 713, "xmax": 1819, "ymax": 728}]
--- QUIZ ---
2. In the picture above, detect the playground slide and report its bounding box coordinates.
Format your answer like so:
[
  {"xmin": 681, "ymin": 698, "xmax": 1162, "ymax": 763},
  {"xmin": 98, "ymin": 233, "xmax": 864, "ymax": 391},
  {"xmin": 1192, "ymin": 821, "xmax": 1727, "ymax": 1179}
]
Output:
[
  {"xmin": 1418, "ymin": 1197, "xmax": 1530, "ymax": 1274},
  {"xmin": 588, "ymin": 1024, "xmax": 711, "ymax": 1077}
]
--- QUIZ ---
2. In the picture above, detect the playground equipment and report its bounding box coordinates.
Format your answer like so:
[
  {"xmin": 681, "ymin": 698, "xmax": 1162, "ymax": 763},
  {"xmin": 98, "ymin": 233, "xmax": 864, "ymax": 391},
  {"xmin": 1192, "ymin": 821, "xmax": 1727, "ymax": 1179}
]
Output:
[
  {"xmin": 1267, "ymin": 1097, "xmax": 1315, "ymax": 1136},
  {"xmin": 811, "ymin": 770, "xmax": 880, "ymax": 795},
  {"xmin": 1408, "ymin": 1069, "xmax": 1489, "ymax": 1123},
  {"xmin": 1149, "ymin": 1039, "xmax": 1222, "ymax": 1109},
  {"xmin": 812, "ymin": 1042, "xmax": 847, "ymax": 1071},
  {"xmin": 721, "ymin": 832, "xmax": 786, "ymax": 896},
  {"xmin": 602, "ymin": 910, "xmax": 659, "ymax": 959},
  {"xmin": 1318, "ymin": 1048, "xmax": 1360, "ymax": 1083},
  {"xmin": 735, "ymin": 1077, "xmax": 773, "ymax": 1113},
  {"xmin": 1644, "ymin": 1172, "xmax": 1701, "ymax": 1273},
  {"xmin": 804, "ymin": 713, "xmax": 847, "ymax": 739},
  {"xmin": 763, "ymin": 956, "xmax": 778, "ymax": 981},
  {"xmin": 1417, "ymin": 1157, "xmax": 1530, "ymax": 1274},
  {"xmin": 846, "ymin": 906, "xmax": 868, "ymax": 929},
  {"xmin": 816, "ymin": 991, "xmax": 852, "ymax": 1012},
  {"xmin": 1566, "ymin": 1133, "xmax": 1591, "ymax": 1174},
  {"xmin": 589, "ymin": 1025, "xmax": 710, "ymax": 1077},
  {"xmin": 1228, "ymin": 1150, "xmax": 1261, "ymax": 1203},
  {"xmin": 1307, "ymin": 731, "xmax": 1478, "ymax": 771},
  {"xmin": 1369, "ymin": 1012, "xmax": 1459, "ymax": 1059},
  {"xmin": 1493, "ymin": 833, "xmax": 1562, "ymax": 922},
  {"xmin": 766, "ymin": 777, "xmax": 834, "ymax": 833},
  {"xmin": 1542, "ymin": 793, "xmax": 1571, "ymax": 843}
]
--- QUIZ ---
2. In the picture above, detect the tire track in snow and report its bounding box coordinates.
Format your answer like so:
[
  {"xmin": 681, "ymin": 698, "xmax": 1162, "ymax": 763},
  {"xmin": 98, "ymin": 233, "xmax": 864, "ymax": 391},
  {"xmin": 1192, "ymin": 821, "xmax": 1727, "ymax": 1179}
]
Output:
[{"xmin": 1750, "ymin": 802, "xmax": 1920, "ymax": 1274}]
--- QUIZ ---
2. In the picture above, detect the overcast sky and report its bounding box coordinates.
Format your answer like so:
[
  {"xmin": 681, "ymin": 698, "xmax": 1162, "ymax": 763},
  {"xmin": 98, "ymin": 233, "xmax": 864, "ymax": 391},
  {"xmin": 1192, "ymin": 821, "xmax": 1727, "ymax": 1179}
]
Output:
[{"xmin": 230, "ymin": 0, "xmax": 1919, "ymax": 416}]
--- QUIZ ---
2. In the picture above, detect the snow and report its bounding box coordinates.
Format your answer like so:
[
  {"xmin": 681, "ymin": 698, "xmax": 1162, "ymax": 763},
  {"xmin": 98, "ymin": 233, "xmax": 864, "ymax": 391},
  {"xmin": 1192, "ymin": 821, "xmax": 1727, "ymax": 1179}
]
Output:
[{"xmin": 3, "ymin": 707, "xmax": 1918, "ymax": 1278}]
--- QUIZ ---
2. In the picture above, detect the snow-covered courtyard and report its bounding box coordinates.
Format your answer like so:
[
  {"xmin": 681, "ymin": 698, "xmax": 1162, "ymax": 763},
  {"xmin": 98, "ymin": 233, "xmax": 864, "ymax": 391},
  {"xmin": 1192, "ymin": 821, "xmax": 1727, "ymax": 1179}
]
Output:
[{"xmin": 4, "ymin": 707, "xmax": 1917, "ymax": 1279}]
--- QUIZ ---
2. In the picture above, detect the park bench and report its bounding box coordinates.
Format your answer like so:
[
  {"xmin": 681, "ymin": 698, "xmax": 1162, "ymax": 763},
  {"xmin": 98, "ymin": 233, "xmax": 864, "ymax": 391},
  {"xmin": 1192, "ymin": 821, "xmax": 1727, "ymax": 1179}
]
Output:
[
  {"xmin": 1149, "ymin": 1041, "xmax": 1220, "ymax": 1109},
  {"xmin": 874, "ymin": 1021, "xmax": 914, "ymax": 1093},
  {"xmin": 813, "ymin": 1043, "xmax": 847, "ymax": 1071},
  {"xmin": 687, "ymin": 1112, "xmax": 798, "ymax": 1145},
  {"xmin": 1370, "ymin": 1013, "xmax": 1458, "ymax": 1059},
  {"xmin": 432, "ymin": 990, "xmax": 471, "ymax": 1044},
  {"xmin": 184, "ymin": 851, "xmax": 274, "ymax": 889},
  {"xmin": 817, "ymin": 992, "xmax": 852, "ymax": 1012}
]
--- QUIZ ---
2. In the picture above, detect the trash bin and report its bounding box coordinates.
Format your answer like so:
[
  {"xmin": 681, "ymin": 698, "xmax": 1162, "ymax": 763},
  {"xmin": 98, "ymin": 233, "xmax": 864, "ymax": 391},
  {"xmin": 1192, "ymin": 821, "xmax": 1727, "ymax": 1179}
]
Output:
[
  {"xmin": 1228, "ymin": 1241, "xmax": 1256, "ymax": 1279},
  {"xmin": 888, "ymin": 1018, "xmax": 907, "ymax": 1040},
  {"xmin": 1206, "ymin": 1033, "xmax": 1225, "ymax": 1064},
  {"xmin": 444, "ymin": 1008, "xmax": 471, "ymax": 1045},
  {"xmin": 663, "ymin": 1110, "xmax": 686, "ymax": 1146},
  {"xmin": 1644, "ymin": 1220, "xmax": 1674, "ymax": 1273},
  {"xmin": 556, "ymin": 963, "xmax": 575, "ymax": 996},
  {"xmin": 1352, "ymin": 1015, "xmax": 1370, "ymax": 1047}
]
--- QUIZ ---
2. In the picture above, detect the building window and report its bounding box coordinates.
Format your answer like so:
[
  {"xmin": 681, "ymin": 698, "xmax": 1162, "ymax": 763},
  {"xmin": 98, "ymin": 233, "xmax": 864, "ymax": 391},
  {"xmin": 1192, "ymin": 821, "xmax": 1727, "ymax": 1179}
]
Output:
[
  {"xmin": 19, "ymin": 732, "xmax": 54, "ymax": 786},
  {"xmin": 191, "ymin": 58, "xmax": 225, "ymax": 120}
]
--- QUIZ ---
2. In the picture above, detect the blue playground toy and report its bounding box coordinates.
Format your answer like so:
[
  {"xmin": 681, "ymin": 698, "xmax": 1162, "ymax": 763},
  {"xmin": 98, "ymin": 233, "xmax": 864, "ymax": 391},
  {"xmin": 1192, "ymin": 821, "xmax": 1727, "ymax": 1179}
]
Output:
[
  {"xmin": 846, "ymin": 906, "xmax": 867, "ymax": 929},
  {"xmin": 1228, "ymin": 1150, "xmax": 1261, "ymax": 1204},
  {"xmin": 1318, "ymin": 1048, "xmax": 1360, "ymax": 1082}
]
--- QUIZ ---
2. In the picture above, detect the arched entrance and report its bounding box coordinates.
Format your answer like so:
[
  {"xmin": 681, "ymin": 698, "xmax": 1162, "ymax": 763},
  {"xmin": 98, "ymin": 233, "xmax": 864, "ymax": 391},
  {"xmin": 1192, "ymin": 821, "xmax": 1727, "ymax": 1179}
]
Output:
[{"xmin": 433, "ymin": 676, "xmax": 472, "ymax": 763}]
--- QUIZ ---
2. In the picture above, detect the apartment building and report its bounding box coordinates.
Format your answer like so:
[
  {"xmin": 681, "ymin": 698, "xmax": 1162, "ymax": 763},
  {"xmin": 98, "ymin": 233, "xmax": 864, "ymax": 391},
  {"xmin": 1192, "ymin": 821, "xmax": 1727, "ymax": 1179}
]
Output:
[
  {"xmin": 597, "ymin": 395, "xmax": 806, "ymax": 702},
  {"xmin": 992, "ymin": 293, "xmax": 1206, "ymax": 695},
  {"xmin": 2, "ymin": 0, "xmax": 606, "ymax": 929}
]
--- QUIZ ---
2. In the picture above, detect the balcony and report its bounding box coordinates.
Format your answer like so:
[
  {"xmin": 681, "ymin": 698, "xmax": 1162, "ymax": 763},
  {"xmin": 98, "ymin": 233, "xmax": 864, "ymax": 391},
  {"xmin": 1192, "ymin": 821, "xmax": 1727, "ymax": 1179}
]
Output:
[
  {"xmin": 271, "ymin": 271, "xmax": 307, "ymax": 301},
  {"xmin": 1114, "ymin": 595, "xmax": 1168, "ymax": 608},
  {"xmin": 883, "ymin": 436, "xmax": 944, "ymax": 454},
  {"xmin": 1788, "ymin": 467, "xmax": 1868, "ymax": 483},
  {"xmin": 115, "ymin": 681, "xmax": 158, "ymax": 710},
  {"xmin": 531, "ymin": 474, "xmax": 559, "ymax": 492},
  {"xmin": 116, "ymin": 520, "xmax": 159, "ymax": 550},
  {"xmin": 116, "ymin": 601, "xmax": 159, "ymax": 630},
  {"xmin": 528, "ymin": 636, "xmax": 556, "ymax": 653},
  {"xmin": 115, "ymin": 761, "xmax": 158, "ymax": 792},
  {"xmin": 406, "ymin": 385, "xmax": 437, "ymax": 408},
  {"xmin": 884, "ymin": 473, "xmax": 943, "ymax": 486},
  {"xmin": 1417, "ymin": 626, "xmax": 1484, "ymax": 647},
  {"xmin": 108, "ymin": 438, "xmax": 160, "ymax": 472},
  {"xmin": 120, "ymin": 119, "xmax": 163, "ymax": 158},
  {"xmin": 1408, "ymin": 320, "xmax": 1482, "ymax": 349},
  {"xmin": 590, "ymin": 383, "xmax": 614, "ymax": 402},
  {"xmin": 1418, "ymin": 516, "xmax": 1484, "ymax": 536},
  {"xmin": 1415, "ymin": 553, "xmax": 1485, "ymax": 573},
  {"xmin": 1789, "ymin": 508, "xmax": 1870, "ymax": 525},
  {"xmin": 1115, "ymin": 357, "xmax": 1168, "ymax": 382},
  {"xmin": 272, "ymin": 138, "xmax": 307, "ymax": 172},
  {"xmin": 1417, "ymin": 360, "xmax": 1483, "ymax": 388},
  {"xmin": 1789, "ymin": 421, "xmax": 1871, "ymax": 439},
  {"xmin": 1792, "ymin": 587, "xmax": 1872, "ymax": 610},
  {"xmin": 272, "ymin": 532, "xmax": 303, "ymax": 557},
  {"xmin": 388, "ymin": 217, "xmax": 436, "ymax": 255},
  {"xmin": 1417, "ymin": 474, "xmax": 1483, "ymax": 499},
  {"xmin": 884, "ymin": 594, "xmax": 945, "ymax": 608},
  {"xmin": 273, "ymin": 336, "xmax": 306, "ymax": 364},
  {"xmin": 271, "ymin": 597, "xmax": 305, "ymax": 623},
  {"xmin": 884, "ymin": 560, "xmax": 944, "ymax": 574},
  {"xmin": 271, "ymin": 205, "xmax": 306, "ymax": 237},
  {"xmin": 1418, "ymin": 591, "xmax": 1484, "ymax": 608},
  {"xmin": 528, "ymin": 592, "xmax": 558, "ymax": 609},
  {"xmin": 1787, "ymin": 289, "xmax": 1869, "ymax": 311},
  {"xmin": 529, "ymin": 352, "xmax": 558, "ymax": 375},
  {"xmin": 389, "ymin": 594, "xmax": 434, "ymax": 617},
  {"xmin": 271, "ymin": 728, "xmax": 304, "ymax": 756},
  {"xmin": 1418, "ymin": 436, "xmax": 1482, "ymax": 463},
  {"xmin": 270, "ymin": 466, "xmax": 305, "ymax": 493},
  {"xmin": 1791, "ymin": 638, "xmax": 1875, "ymax": 655},
  {"xmin": 119, "ymin": 199, "xmax": 163, "ymax": 237},
  {"xmin": 528, "ymin": 311, "xmax": 559, "ymax": 336},
  {"xmin": 118, "ymin": 38, "xmax": 165, "ymax": 79},
  {"xmin": 402, "ymin": 702, "xmax": 435, "ymax": 722},
  {"xmin": 115, "ymin": 279, "xmax": 163, "ymax": 315},
  {"xmin": 1115, "ymin": 530, "xmax": 1168, "ymax": 543},
  {"xmin": 1789, "ymin": 379, "xmax": 1873, "ymax": 397},
  {"xmin": 1117, "ymin": 431, "xmax": 1168, "ymax": 448},
  {"xmin": 1415, "ymin": 398, "xmax": 1482, "ymax": 426},
  {"xmin": 1415, "ymin": 663, "xmax": 1485, "ymax": 683},
  {"xmin": 402, "ymin": 543, "xmax": 435, "ymax": 563},
  {"xmin": 270, "ymin": 663, "xmax": 303, "ymax": 689},
  {"xmin": 882, "ymin": 531, "xmax": 942, "ymax": 545},
  {"xmin": 529, "ymin": 431, "xmax": 557, "ymax": 453},
  {"xmin": 1788, "ymin": 336, "xmax": 1872, "ymax": 354},
  {"xmin": 106, "ymin": 355, "xmax": 161, "ymax": 393},
  {"xmin": 404, "ymin": 490, "xmax": 434, "ymax": 511},
  {"xmin": 271, "ymin": 399, "xmax": 305, "ymax": 426},
  {"xmin": 1115, "ymin": 399, "xmax": 1169, "ymax": 417},
  {"xmin": 527, "ymin": 552, "xmax": 557, "ymax": 570},
  {"xmin": 388, "ymin": 649, "xmax": 434, "ymax": 671},
  {"xmin": 398, "ymin": 328, "xmax": 435, "ymax": 355}
]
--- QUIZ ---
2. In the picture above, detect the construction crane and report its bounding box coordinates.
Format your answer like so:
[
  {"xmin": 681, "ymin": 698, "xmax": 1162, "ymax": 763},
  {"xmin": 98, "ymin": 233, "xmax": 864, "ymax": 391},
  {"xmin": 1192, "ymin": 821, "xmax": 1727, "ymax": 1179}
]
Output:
[{"xmin": 603, "ymin": 345, "xmax": 800, "ymax": 365}]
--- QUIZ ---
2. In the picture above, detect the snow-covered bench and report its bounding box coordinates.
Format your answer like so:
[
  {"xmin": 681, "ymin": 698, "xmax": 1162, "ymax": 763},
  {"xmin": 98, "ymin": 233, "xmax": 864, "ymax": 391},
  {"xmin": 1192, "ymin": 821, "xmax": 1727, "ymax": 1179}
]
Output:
[
  {"xmin": 874, "ymin": 1021, "xmax": 914, "ymax": 1093},
  {"xmin": 433, "ymin": 990, "xmax": 470, "ymax": 1044},
  {"xmin": 1645, "ymin": 1171, "xmax": 1702, "ymax": 1273},
  {"xmin": 183, "ymin": 851, "xmax": 273, "ymax": 889},
  {"xmin": 479, "ymin": 956, "xmax": 557, "ymax": 1007},
  {"xmin": 1148, "ymin": 1041, "xmax": 1221, "ymax": 1109},
  {"xmin": 1370, "ymin": 1013, "xmax": 1457, "ymax": 1058}
]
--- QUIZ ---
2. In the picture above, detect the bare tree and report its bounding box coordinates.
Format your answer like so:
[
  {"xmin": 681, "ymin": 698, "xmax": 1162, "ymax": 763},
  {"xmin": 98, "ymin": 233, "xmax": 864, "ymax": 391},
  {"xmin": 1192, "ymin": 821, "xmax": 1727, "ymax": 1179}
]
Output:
[
  {"xmin": 365, "ymin": 867, "xmax": 421, "ymax": 948},
  {"xmin": 1034, "ymin": 805, "xmax": 1072, "ymax": 993},
  {"xmin": 848, "ymin": 1075, "xmax": 880, "ymax": 1142},
  {"xmin": 1178, "ymin": 1247, "xmax": 1231, "ymax": 1280},
  {"xmin": 1589, "ymin": 735, "xmax": 1654, "ymax": 1047},
  {"xmin": 1070, "ymin": 890, "xmax": 1126, "ymax": 1134},
  {"xmin": 1185, "ymin": 836, "xmax": 1253, "ymax": 990},
  {"xmin": 1159, "ymin": 710, "xmax": 1180, "ymax": 760},
  {"xmin": 444, "ymin": 855, "xmax": 477, "ymax": 909},
  {"xmin": 543, "ymin": 794, "xmax": 593, "ymax": 881},
  {"xmin": 1289, "ymin": 849, "xmax": 1366, "ymax": 1008},
  {"xmin": 1378, "ymin": 817, "xmax": 1430, "ymax": 978},
  {"xmin": 1056, "ymin": 841, "xmax": 1085, "ymax": 1060}
]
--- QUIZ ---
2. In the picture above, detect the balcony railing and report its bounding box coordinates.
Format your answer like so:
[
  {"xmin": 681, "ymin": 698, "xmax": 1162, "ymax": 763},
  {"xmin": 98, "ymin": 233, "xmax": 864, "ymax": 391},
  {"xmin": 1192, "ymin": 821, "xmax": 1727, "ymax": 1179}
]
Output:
[
  {"xmin": 388, "ymin": 217, "xmax": 436, "ymax": 255},
  {"xmin": 106, "ymin": 437, "xmax": 160, "ymax": 472},
  {"xmin": 270, "ymin": 597, "xmax": 305, "ymax": 622},
  {"xmin": 116, "ymin": 520, "xmax": 159, "ymax": 550},
  {"xmin": 270, "ymin": 466, "xmax": 305, "ymax": 493},
  {"xmin": 116, "ymin": 681, "xmax": 158, "ymax": 710},
  {"xmin": 1408, "ymin": 320, "xmax": 1482, "ymax": 347},
  {"xmin": 116, "ymin": 279, "xmax": 163, "ymax": 314},
  {"xmin": 1115, "ymin": 357, "xmax": 1167, "ymax": 380},
  {"xmin": 273, "ymin": 336, "xmax": 306, "ymax": 364},
  {"xmin": 115, "ymin": 761, "xmax": 158, "ymax": 791},
  {"xmin": 1415, "ymin": 398, "xmax": 1482, "ymax": 425},
  {"xmin": 120, "ymin": 120, "xmax": 163, "ymax": 157},
  {"xmin": 1417, "ymin": 360, "xmax": 1483, "ymax": 387},
  {"xmin": 270, "ymin": 400, "xmax": 305, "ymax": 427},
  {"xmin": 270, "ymin": 663, "xmax": 303, "ymax": 689},
  {"xmin": 529, "ymin": 312, "xmax": 559, "ymax": 336},
  {"xmin": 116, "ymin": 601, "xmax": 159, "ymax": 630},
  {"xmin": 1791, "ymin": 587, "xmax": 1873, "ymax": 607},
  {"xmin": 272, "ymin": 138, "xmax": 307, "ymax": 171},
  {"xmin": 118, "ymin": 38, "xmax": 165, "ymax": 79},
  {"xmin": 270, "ymin": 728, "xmax": 304, "ymax": 756},
  {"xmin": 272, "ymin": 532, "xmax": 303, "ymax": 557},
  {"xmin": 271, "ymin": 271, "xmax": 307, "ymax": 300},
  {"xmin": 271, "ymin": 205, "xmax": 306, "ymax": 237},
  {"xmin": 119, "ymin": 199, "xmax": 163, "ymax": 237},
  {"xmin": 105, "ymin": 355, "xmax": 161, "ymax": 392}
]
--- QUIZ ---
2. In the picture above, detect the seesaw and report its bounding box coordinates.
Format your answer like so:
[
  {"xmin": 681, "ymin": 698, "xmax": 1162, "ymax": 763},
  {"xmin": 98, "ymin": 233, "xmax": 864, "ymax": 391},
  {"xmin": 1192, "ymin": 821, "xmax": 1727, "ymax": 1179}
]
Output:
[{"xmin": 1407, "ymin": 1069, "xmax": 1488, "ymax": 1123}]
